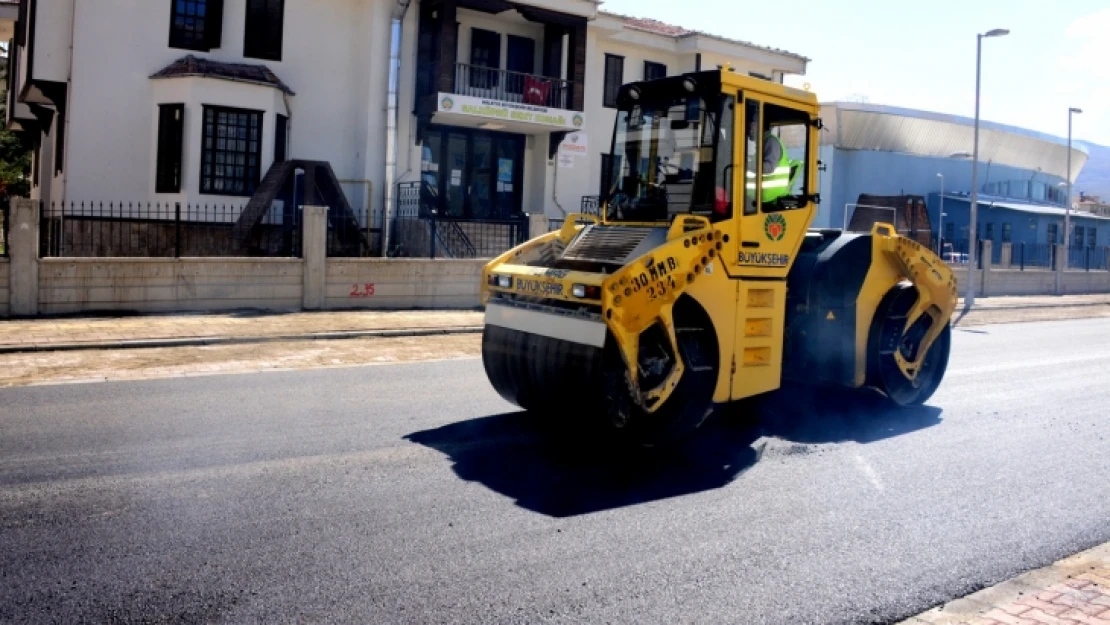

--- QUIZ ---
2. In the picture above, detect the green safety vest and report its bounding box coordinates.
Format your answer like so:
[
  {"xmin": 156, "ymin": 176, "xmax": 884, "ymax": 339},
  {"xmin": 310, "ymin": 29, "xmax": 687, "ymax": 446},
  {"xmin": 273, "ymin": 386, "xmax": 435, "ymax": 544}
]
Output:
[{"xmin": 746, "ymin": 132, "xmax": 794, "ymax": 203}]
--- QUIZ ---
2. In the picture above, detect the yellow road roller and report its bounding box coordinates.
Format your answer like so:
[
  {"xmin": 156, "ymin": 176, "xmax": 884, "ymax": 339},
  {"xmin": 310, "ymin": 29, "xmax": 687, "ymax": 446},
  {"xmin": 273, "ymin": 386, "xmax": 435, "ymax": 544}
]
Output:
[{"xmin": 479, "ymin": 68, "xmax": 958, "ymax": 446}]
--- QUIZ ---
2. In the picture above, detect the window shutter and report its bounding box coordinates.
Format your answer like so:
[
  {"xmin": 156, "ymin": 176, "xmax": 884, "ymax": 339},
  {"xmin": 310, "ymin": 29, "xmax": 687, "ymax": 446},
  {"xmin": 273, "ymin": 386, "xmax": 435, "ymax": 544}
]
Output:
[
  {"xmin": 155, "ymin": 104, "xmax": 185, "ymax": 193},
  {"xmin": 244, "ymin": 0, "xmax": 284, "ymax": 61},
  {"xmin": 205, "ymin": 0, "xmax": 224, "ymax": 49},
  {"xmin": 274, "ymin": 114, "xmax": 288, "ymax": 163}
]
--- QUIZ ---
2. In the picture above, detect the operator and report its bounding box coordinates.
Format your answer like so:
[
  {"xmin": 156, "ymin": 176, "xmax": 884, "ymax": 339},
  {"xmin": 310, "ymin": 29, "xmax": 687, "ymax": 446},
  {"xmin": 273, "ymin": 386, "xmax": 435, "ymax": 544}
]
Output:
[{"xmin": 748, "ymin": 119, "xmax": 793, "ymax": 204}]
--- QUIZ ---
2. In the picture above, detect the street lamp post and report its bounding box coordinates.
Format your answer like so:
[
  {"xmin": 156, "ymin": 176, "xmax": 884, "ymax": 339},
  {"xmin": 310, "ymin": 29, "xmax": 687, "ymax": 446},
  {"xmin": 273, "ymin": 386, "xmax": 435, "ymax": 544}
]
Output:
[
  {"xmin": 1066, "ymin": 107, "xmax": 1082, "ymax": 251},
  {"xmin": 937, "ymin": 173, "xmax": 944, "ymax": 255},
  {"xmin": 965, "ymin": 28, "xmax": 1009, "ymax": 312}
]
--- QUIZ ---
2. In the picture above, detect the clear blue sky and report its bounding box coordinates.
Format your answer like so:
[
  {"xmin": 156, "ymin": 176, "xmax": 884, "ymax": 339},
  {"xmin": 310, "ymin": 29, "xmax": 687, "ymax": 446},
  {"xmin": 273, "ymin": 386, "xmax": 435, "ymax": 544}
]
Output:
[{"xmin": 599, "ymin": 0, "xmax": 1110, "ymax": 148}]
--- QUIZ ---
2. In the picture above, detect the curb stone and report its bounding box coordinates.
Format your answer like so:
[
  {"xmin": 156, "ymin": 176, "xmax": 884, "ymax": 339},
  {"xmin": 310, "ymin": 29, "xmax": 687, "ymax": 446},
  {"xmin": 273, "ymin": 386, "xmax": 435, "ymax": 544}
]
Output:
[
  {"xmin": 897, "ymin": 541, "xmax": 1110, "ymax": 624},
  {"xmin": 0, "ymin": 326, "xmax": 485, "ymax": 355}
]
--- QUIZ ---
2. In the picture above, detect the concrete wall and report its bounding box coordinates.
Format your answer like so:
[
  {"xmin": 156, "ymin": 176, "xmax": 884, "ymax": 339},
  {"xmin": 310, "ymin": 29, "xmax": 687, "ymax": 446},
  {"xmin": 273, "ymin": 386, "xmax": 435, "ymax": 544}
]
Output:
[
  {"xmin": 326, "ymin": 259, "xmax": 485, "ymax": 309},
  {"xmin": 36, "ymin": 259, "xmax": 304, "ymax": 315},
  {"xmin": 0, "ymin": 259, "xmax": 9, "ymax": 317}
]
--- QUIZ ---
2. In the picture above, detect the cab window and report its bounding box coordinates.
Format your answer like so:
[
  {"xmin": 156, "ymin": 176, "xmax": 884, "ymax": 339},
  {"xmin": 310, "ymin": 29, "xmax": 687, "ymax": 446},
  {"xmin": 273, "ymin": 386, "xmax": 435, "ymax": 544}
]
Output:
[{"xmin": 758, "ymin": 103, "xmax": 812, "ymax": 212}]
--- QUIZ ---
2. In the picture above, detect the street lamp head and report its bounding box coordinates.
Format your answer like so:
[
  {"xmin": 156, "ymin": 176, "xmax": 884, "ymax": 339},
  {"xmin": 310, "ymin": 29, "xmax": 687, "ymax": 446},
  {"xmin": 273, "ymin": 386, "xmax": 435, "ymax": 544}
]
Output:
[
  {"xmin": 1070, "ymin": 107, "xmax": 1083, "ymax": 114},
  {"xmin": 983, "ymin": 28, "xmax": 1010, "ymax": 37},
  {"xmin": 949, "ymin": 151, "xmax": 973, "ymax": 159}
]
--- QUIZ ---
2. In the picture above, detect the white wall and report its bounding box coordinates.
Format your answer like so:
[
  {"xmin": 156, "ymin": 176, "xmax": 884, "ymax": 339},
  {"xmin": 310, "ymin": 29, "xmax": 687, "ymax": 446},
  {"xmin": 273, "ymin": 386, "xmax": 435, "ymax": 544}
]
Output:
[{"xmin": 62, "ymin": 0, "xmax": 383, "ymax": 211}]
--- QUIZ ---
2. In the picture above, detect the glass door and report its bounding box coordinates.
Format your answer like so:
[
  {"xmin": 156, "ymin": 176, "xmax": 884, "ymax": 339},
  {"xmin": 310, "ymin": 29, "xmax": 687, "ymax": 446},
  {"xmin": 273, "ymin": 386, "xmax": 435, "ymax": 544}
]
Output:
[
  {"xmin": 470, "ymin": 135, "xmax": 494, "ymax": 218},
  {"xmin": 445, "ymin": 132, "xmax": 468, "ymax": 217}
]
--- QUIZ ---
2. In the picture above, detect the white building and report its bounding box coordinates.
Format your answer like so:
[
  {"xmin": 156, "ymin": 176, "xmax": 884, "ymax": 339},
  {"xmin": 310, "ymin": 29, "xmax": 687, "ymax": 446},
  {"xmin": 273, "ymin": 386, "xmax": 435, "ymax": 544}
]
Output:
[{"xmin": 3, "ymin": 0, "xmax": 808, "ymax": 253}]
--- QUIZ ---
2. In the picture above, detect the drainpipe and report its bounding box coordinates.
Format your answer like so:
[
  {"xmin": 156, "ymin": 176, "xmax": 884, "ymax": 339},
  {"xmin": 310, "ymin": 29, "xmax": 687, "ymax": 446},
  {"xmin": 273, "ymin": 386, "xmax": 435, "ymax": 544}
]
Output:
[
  {"xmin": 58, "ymin": 0, "xmax": 77, "ymax": 213},
  {"xmin": 382, "ymin": 0, "xmax": 413, "ymax": 257}
]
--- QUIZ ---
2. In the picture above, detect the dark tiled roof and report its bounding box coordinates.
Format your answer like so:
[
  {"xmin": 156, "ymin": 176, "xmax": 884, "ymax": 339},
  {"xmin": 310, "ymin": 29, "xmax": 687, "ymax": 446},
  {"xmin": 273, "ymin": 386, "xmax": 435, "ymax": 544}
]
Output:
[
  {"xmin": 149, "ymin": 55, "xmax": 295, "ymax": 95},
  {"xmin": 600, "ymin": 11, "xmax": 811, "ymax": 63}
]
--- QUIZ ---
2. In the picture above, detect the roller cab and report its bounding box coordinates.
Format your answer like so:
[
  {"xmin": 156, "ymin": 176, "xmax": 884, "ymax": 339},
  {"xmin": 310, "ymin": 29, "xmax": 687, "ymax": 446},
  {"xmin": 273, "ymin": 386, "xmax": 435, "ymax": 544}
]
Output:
[{"xmin": 479, "ymin": 69, "xmax": 958, "ymax": 447}]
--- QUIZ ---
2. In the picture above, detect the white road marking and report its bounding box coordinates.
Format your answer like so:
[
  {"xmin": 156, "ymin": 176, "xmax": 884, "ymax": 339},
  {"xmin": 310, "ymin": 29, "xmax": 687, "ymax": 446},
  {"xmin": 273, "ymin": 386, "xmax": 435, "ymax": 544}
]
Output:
[{"xmin": 855, "ymin": 453, "xmax": 884, "ymax": 492}]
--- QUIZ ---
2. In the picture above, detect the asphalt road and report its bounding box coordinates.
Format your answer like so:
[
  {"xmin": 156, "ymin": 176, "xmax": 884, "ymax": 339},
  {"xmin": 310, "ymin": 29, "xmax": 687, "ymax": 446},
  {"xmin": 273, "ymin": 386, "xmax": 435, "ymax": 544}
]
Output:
[{"xmin": 1, "ymin": 318, "xmax": 1108, "ymax": 625}]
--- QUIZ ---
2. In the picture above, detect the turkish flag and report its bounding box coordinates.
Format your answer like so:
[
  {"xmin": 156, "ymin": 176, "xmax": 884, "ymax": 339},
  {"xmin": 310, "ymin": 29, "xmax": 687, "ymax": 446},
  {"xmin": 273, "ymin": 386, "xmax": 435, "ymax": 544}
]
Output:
[{"xmin": 523, "ymin": 76, "xmax": 551, "ymax": 105}]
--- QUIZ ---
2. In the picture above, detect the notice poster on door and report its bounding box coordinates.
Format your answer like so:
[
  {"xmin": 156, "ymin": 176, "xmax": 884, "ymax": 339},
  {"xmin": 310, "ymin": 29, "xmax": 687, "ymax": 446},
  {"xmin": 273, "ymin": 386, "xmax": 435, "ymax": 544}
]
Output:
[
  {"xmin": 450, "ymin": 170, "xmax": 462, "ymax": 186},
  {"xmin": 498, "ymin": 159, "xmax": 513, "ymax": 182},
  {"xmin": 558, "ymin": 153, "xmax": 575, "ymax": 169}
]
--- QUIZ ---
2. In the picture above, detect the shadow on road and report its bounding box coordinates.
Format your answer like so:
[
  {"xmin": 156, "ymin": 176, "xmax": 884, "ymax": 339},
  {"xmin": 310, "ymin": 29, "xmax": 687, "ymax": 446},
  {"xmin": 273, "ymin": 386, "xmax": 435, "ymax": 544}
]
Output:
[{"xmin": 405, "ymin": 385, "xmax": 942, "ymax": 518}]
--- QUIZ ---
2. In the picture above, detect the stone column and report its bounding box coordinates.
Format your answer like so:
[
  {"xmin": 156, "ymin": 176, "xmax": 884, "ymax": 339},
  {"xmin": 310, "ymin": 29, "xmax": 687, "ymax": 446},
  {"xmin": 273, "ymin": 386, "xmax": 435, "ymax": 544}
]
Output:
[
  {"xmin": 9, "ymin": 198, "xmax": 40, "ymax": 317},
  {"xmin": 302, "ymin": 205, "xmax": 327, "ymax": 310},
  {"xmin": 1000, "ymin": 242, "xmax": 1012, "ymax": 269}
]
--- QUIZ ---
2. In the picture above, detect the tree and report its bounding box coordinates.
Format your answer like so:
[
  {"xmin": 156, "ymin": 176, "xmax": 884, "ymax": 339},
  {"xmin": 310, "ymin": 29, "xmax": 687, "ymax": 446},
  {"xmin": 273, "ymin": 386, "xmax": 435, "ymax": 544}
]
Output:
[{"xmin": 0, "ymin": 46, "xmax": 32, "ymax": 202}]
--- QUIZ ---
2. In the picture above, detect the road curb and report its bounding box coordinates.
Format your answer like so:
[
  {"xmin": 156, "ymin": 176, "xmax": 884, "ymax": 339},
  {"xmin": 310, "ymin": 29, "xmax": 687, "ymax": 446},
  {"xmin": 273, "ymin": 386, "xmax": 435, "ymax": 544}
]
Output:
[
  {"xmin": 897, "ymin": 540, "xmax": 1110, "ymax": 624},
  {"xmin": 0, "ymin": 326, "xmax": 485, "ymax": 355}
]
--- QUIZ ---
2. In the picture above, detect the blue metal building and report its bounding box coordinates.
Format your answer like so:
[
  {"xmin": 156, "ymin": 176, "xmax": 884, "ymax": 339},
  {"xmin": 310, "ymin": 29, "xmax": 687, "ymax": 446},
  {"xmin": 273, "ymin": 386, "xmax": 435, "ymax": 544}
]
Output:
[{"xmin": 813, "ymin": 102, "xmax": 1094, "ymax": 256}]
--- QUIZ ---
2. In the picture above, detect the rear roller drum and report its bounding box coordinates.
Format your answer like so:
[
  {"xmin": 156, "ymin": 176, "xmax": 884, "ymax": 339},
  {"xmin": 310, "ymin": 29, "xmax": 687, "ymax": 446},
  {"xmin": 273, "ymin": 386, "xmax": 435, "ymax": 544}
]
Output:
[{"xmin": 867, "ymin": 284, "xmax": 951, "ymax": 406}]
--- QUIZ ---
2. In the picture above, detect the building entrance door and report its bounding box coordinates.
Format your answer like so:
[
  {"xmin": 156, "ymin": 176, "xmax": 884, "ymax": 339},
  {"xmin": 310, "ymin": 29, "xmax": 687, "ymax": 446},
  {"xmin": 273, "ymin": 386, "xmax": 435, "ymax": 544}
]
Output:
[{"xmin": 420, "ymin": 125, "xmax": 525, "ymax": 219}]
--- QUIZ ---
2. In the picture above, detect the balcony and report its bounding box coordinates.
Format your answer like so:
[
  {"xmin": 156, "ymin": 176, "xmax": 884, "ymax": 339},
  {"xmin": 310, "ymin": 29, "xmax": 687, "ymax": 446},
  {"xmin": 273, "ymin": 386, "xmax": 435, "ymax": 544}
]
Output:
[{"xmin": 453, "ymin": 63, "xmax": 572, "ymax": 111}]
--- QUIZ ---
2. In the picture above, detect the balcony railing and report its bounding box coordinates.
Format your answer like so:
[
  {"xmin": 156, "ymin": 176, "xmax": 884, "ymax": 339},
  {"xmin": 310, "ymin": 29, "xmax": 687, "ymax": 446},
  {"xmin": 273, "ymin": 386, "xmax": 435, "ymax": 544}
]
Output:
[{"xmin": 453, "ymin": 63, "xmax": 572, "ymax": 110}]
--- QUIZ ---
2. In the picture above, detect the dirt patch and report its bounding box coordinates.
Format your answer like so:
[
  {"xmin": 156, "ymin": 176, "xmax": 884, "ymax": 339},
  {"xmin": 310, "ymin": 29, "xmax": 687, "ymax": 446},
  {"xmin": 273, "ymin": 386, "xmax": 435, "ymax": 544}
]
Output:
[
  {"xmin": 0, "ymin": 334, "xmax": 482, "ymax": 388},
  {"xmin": 2, "ymin": 304, "xmax": 1108, "ymax": 388}
]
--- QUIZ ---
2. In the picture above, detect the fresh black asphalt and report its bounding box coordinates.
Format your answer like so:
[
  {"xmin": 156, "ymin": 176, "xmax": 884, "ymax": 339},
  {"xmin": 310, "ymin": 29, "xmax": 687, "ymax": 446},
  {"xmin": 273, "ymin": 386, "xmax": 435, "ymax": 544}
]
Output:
[{"xmin": 1, "ymin": 318, "xmax": 1108, "ymax": 624}]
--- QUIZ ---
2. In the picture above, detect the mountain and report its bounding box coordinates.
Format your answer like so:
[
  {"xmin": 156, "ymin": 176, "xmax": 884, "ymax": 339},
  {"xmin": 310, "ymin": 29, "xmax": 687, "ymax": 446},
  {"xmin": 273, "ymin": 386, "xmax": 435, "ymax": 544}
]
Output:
[{"xmin": 1076, "ymin": 141, "xmax": 1110, "ymax": 201}]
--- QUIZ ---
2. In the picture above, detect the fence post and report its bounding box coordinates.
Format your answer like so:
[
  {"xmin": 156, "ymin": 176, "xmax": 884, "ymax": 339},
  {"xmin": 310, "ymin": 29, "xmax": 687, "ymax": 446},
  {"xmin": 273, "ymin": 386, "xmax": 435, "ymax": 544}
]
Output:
[
  {"xmin": 302, "ymin": 205, "xmax": 327, "ymax": 311},
  {"xmin": 174, "ymin": 202, "xmax": 182, "ymax": 259},
  {"xmin": 429, "ymin": 218, "xmax": 437, "ymax": 259},
  {"xmin": 8, "ymin": 198, "xmax": 40, "ymax": 316},
  {"xmin": 1086, "ymin": 246, "xmax": 1090, "ymax": 272}
]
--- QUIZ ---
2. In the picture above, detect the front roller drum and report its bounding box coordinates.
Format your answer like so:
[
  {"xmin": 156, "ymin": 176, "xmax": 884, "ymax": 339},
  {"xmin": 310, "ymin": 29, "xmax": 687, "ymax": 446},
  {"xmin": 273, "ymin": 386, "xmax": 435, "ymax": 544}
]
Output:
[
  {"xmin": 482, "ymin": 324, "xmax": 607, "ymax": 415},
  {"xmin": 481, "ymin": 298, "xmax": 721, "ymax": 447},
  {"xmin": 867, "ymin": 284, "xmax": 952, "ymax": 406}
]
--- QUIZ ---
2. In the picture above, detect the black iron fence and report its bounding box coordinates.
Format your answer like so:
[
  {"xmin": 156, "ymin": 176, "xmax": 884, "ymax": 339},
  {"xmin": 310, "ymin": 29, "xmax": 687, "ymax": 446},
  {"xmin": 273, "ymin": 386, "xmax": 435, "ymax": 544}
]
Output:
[
  {"xmin": 453, "ymin": 63, "xmax": 572, "ymax": 110},
  {"xmin": 1009, "ymin": 242, "xmax": 1058, "ymax": 271},
  {"xmin": 325, "ymin": 205, "xmax": 380, "ymax": 258},
  {"xmin": 386, "ymin": 214, "xmax": 528, "ymax": 259},
  {"xmin": 39, "ymin": 201, "xmax": 303, "ymax": 258},
  {"xmin": 1066, "ymin": 245, "xmax": 1110, "ymax": 271}
]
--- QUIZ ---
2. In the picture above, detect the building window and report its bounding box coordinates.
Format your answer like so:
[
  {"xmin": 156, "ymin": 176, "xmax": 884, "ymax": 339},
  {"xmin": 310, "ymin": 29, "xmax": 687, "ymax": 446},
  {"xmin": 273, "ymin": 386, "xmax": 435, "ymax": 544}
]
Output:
[
  {"xmin": 200, "ymin": 106, "xmax": 263, "ymax": 196},
  {"xmin": 1074, "ymin": 226, "xmax": 1085, "ymax": 248},
  {"xmin": 469, "ymin": 28, "xmax": 501, "ymax": 89},
  {"xmin": 244, "ymin": 0, "xmax": 284, "ymax": 61},
  {"xmin": 1089, "ymin": 227, "xmax": 1097, "ymax": 248},
  {"xmin": 1002, "ymin": 222, "xmax": 1012, "ymax": 243},
  {"xmin": 945, "ymin": 222, "xmax": 954, "ymax": 244},
  {"xmin": 985, "ymin": 222, "xmax": 995, "ymax": 242},
  {"xmin": 644, "ymin": 61, "xmax": 666, "ymax": 82},
  {"xmin": 169, "ymin": 0, "xmax": 223, "ymax": 51},
  {"xmin": 155, "ymin": 104, "xmax": 186, "ymax": 193},
  {"xmin": 506, "ymin": 35, "xmax": 535, "ymax": 96},
  {"xmin": 1047, "ymin": 223, "xmax": 1058, "ymax": 245},
  {"xmin": 602, "ymin": 54, "xmax": 624, "ymax": 108}
]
